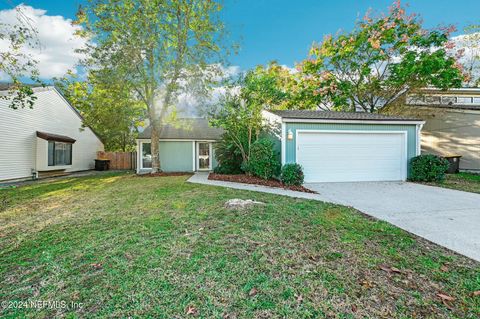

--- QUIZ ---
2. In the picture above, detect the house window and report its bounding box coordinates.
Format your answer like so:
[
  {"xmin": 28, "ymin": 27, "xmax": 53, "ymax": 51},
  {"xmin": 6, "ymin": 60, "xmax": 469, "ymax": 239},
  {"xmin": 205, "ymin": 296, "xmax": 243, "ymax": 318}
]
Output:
[
  {"xmin": 456, "ymin": 96, "xmax": 473, "ymax": 104},
  {"xmin": 142, "ymin": 142, "xmax": 152, "ymax": 168},
  {"xmin": 425, "ymin": 96, "xmax": 441, "ymax": 104},
  {"xmin": 48, "ymin": 141, "xmax": 72, "ymax": 166}
]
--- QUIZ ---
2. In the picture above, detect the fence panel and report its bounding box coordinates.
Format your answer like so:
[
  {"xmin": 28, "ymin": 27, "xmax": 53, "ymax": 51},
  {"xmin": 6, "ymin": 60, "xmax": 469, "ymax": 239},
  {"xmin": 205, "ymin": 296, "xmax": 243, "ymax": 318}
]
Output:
[{"xmin": 97, "ymin": 151, "xmax": 137, "ymax": 170}]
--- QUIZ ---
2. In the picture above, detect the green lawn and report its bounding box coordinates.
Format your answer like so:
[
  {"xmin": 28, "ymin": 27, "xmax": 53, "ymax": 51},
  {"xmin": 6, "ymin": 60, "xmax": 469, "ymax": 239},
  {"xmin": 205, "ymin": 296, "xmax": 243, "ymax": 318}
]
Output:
[
  {"xmin": 427, "ymin": 173, "xmax": 480, "ymax": 194},
  {"xmin": 0, "ymin": 173, "xmax": 479, "ymax": 318}
]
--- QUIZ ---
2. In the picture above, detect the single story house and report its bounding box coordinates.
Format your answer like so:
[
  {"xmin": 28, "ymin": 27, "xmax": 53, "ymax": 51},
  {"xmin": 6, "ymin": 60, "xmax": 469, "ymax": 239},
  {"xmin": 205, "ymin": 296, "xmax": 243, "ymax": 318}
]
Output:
[
  {"xmin": 0, "ymin": 84, "xmax": 104, "ymax": 182},
  {"xmin": 406, "ymin": 88, "xmax": 480, "ymax": 172},
  {"xmin": 266, "ymin": 110, "xmax": 425, "ymax": 183},
  {"xmin": 136, "ymin": 118, "xmax": 223, "ymax": 174},
  {"xmin": 139, "ymin": 111, "xmax": 424, "ymax": 183}
]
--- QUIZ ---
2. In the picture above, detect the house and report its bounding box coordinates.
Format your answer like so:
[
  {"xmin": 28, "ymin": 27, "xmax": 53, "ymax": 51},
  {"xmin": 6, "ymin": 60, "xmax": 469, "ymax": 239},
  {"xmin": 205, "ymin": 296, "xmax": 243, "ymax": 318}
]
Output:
[
  {"xmin": 136, "ymin": 118, "xmax": 223, "ymax": 173},
  {"xmin": 406, "ymin": 88, "xmax": 480, "ymax": 172},
  {"xmin": 265, "ymin": 110, "xmax": 425, "ymax": 183},
  {"xmin": 0, "ymin": 84, "xmax": 104, "ymax": 182}
]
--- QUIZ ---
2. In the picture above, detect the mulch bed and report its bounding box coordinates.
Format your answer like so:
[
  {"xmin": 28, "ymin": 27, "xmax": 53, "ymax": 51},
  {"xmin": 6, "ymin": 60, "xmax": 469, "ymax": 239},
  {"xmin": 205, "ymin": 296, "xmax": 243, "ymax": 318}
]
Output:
[
  {"xmin": 208, "ymin": 173, "xmax": 317, "ymax": 194},
  {"xmin": 137, "ymin": 172, "xmax": 193, "ymax": 177}
]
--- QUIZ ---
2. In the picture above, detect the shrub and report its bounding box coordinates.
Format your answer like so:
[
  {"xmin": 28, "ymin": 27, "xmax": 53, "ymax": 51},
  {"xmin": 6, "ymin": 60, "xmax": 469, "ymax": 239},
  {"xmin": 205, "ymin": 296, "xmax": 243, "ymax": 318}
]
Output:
[
  {"xmin": 280, "ymin": 163, "xmax": 304, "ymax": 186},
  {"xmin": 410, "ymin": 154, "xmax": 449, "ymax": 182},
  {"xmin": 213, "ymin": 135, "xmax": 243, "ymax": 174},
  {"xmin": 247, "ymin": 138, "xmax": 280, "ymax": 179}
]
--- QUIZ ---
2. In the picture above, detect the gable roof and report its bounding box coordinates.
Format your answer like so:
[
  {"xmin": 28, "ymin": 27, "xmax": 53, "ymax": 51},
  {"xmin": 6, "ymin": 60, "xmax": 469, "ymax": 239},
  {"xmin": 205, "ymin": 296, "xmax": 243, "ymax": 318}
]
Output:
[
  {"xmin": 0, "ymin": 83, "xmax": 104, "ymax": 144},
  {"xmin": 138, "ymin": 118, "xmax": 223, "ymax": 140},
  {"xmin": 268, "ymin": 110, "xmax": 422, "ymax": 122},
  {"xmin": 0, "ymin": 82, "xmax": 45, "ymax": 91}
]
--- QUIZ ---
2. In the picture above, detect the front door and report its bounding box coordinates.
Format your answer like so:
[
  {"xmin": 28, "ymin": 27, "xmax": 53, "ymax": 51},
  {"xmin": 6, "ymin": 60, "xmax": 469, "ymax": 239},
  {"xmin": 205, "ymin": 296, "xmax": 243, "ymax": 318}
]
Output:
[{"xmin": 197, "ymin": 142, "xmax": 211, "ymax": 170}]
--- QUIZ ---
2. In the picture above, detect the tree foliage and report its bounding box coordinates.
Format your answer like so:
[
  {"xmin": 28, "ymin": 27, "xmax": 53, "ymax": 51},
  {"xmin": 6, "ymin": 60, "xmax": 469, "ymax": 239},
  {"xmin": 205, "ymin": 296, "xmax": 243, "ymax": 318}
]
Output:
[
  {"xmin": 77, "ymin": 0, "xmax": 227, "ymax": 172},
  {"xmin": 296, "ymin": 1, "xmax": 464, "ymax": 112},
  {"xmin": 55, "ymin": 71, "xmax": 145, "ymax": 151},
  {"xmin": 459, "ymin": 24, "xmax": 480, "ymax": 87},
  {"xmin": 0, "ymin": 5, "xmax": 41, "ymax": 109}
]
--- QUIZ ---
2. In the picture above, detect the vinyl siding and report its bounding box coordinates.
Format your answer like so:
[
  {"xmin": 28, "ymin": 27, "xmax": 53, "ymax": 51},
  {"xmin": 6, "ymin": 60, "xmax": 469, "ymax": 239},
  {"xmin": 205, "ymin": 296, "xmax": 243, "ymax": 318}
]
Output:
[
  {"xmin": 284, "ymin": 123, "xmax": 418, "ymax": 176},
  {"xmin": 420, "ymin": 108, "xmax": 480, "ymax": 171},
  {"xmin": 0, "ymin": 87, "xmax": 104, "ymax": 181}
]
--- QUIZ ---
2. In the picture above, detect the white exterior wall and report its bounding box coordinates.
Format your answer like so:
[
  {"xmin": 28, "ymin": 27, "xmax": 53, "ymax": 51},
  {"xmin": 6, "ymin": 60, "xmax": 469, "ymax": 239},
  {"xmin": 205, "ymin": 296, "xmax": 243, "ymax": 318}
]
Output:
[{"xmin": 0, "ymin": 87, "xmax": 104, "ymax": 181}]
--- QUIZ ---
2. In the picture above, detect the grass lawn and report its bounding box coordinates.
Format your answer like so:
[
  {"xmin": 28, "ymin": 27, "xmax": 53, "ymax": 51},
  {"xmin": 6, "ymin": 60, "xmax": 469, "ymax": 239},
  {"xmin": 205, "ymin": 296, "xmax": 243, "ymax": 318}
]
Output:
[
  {"xmin": 427, "ymin": 173, "xmax": 480, "ymax": 194},
  {"xmin": 1, "ymin": 173, "xmax": 479, "ymax": 318}
]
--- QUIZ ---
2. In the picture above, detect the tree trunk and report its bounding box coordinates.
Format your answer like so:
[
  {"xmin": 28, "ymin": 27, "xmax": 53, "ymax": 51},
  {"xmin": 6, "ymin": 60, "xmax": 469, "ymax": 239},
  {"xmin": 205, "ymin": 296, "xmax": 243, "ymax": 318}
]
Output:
[{"xmin": 150, "ymin": 124, "xmax": 161, "ymax": 173}]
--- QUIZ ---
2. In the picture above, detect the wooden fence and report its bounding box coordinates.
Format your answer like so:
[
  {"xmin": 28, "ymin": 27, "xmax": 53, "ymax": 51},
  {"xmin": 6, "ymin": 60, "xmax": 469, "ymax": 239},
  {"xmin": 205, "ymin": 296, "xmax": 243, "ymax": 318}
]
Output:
[{"xmin": 97, "ymin": 151, "xmax": 137, "ymax": 170}]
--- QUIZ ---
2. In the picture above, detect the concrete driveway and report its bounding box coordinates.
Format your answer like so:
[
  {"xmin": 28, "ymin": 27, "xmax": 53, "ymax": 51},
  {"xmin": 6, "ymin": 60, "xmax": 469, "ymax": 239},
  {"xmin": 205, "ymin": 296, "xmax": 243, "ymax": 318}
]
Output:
[{"xmin": 305, "ymin": 182, "xmax": 480, "ymax": 262}]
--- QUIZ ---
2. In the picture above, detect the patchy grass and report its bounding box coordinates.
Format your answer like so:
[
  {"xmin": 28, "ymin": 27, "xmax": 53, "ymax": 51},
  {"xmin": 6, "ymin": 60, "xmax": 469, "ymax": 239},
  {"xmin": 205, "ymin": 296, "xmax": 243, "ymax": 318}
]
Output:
[
  {"xmin": 426, "ymin": 173, "xmax": 480, "ymax": 194},
  {"xmin": 0, "ymin": 173, "xmax": 479, "ymax": 318}
]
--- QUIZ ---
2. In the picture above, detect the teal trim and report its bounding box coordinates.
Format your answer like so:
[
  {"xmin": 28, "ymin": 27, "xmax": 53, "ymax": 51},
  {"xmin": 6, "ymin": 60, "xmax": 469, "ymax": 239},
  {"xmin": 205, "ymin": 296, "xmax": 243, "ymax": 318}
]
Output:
[
  {"xmin": 159, "ymin": 141, "xmax": 193, "ymax": 172},
  {"xmin": 284, "ymin": 123, "xmax": 418, "ymax": 177}
]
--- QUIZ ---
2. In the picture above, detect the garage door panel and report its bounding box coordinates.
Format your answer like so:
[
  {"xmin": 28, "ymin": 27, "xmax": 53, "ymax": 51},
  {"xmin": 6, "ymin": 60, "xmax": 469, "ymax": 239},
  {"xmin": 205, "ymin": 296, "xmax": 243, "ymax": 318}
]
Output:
[{"xmin": 297, "ymin": 131, "xmax": 406, "ymax": 182}]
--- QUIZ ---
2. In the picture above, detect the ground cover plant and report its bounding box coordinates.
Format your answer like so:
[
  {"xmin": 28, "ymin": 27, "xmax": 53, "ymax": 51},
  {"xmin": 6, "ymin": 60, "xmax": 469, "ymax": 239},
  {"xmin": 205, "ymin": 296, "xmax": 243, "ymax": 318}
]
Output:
[{"xmin": 0, "ymin": 173, "xmax": 479, "ymax": 318}]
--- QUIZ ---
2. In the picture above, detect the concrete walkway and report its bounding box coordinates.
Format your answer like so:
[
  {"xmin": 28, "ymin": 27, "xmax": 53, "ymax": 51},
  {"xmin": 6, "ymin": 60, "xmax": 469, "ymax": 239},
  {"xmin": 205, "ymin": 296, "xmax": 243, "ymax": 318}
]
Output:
[{"xmin": 188, "ymin": 172, "xmax": 480, "ymax": 262}]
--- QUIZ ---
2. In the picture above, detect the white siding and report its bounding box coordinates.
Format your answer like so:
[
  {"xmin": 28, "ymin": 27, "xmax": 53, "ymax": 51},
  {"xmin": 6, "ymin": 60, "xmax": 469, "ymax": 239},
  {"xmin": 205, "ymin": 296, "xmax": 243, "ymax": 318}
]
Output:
[{"xmin": 0, "ymin": 87, "xmax": 104, "ymax": 181}]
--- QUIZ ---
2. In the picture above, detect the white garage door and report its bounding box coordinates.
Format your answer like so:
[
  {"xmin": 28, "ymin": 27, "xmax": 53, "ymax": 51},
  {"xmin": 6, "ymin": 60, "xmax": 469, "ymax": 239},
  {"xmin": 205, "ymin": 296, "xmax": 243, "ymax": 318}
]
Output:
[{"xmin": 297, "ymin": 131, "xmax": 407, "ymax": 183}]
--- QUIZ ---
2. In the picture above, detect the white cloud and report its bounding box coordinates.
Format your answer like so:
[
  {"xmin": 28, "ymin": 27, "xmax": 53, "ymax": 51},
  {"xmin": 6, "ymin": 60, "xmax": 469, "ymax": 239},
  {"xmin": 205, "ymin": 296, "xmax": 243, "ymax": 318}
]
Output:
[{"xmin": 0, "ymin": 5, "xmax": 88, "ymax": 79}]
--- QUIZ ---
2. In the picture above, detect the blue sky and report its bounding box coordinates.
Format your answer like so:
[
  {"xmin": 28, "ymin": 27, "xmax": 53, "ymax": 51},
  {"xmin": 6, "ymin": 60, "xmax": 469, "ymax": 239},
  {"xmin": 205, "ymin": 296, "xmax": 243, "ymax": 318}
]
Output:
[{"xmin": 1, "ymin": 0, "xmax": 479, "ymax": 73}]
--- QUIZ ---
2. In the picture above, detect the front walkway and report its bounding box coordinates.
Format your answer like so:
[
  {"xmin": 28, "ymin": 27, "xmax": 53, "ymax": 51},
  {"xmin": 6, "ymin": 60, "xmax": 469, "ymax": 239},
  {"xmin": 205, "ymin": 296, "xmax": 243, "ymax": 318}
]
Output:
[{"xmin": 188, "ymin": 172, "xmax": 480, "ymax": 262}]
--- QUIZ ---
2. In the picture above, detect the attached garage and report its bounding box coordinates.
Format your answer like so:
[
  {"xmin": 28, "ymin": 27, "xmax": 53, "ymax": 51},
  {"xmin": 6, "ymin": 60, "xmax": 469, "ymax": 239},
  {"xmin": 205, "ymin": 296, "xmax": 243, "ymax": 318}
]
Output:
[{"xmin": 266, "ymin": 110, "xmax": 425, "ymax": 183}]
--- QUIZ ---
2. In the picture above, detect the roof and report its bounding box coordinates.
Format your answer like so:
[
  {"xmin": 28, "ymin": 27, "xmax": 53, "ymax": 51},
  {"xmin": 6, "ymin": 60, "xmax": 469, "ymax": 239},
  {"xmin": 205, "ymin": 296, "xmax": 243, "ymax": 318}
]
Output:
[
  {"xmin": 138, "ymin": 118, "xmax": 223, "ymax": 140},
  {"xmin": 0, "ymin": 82, "xmax": 45, "ymax": 91},
  {"xmin": 419, "ymin": 87, "xmax": 480, "ymax": 96},
  {"xmin": 413, "ymin": 104, "xmax": 480, "ymax": 111},
  {"xmin": 36, "ymin": 131, "xmax": 76, "ymax": 143},
  {"xmin": 268, "ymin": 110, "xmax": 422, "ymax": 122}
]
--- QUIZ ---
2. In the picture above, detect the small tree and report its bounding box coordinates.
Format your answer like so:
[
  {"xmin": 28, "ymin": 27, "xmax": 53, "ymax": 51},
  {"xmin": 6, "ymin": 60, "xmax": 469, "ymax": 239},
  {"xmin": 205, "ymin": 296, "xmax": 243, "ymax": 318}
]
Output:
[
  {"xmin": 0, "ymin": 5, "xmax": 41, "ymax": 109},
  {"xmin": 298, "ymin": 1, "xmax": 464, "ymax": 112},
  {"xmin": 55, "ymin": 71, "xmax": 145, "ymax": 151},
  {"xmin": 457, "ymin": 24, "xmax": 480, "ymax": 87}
]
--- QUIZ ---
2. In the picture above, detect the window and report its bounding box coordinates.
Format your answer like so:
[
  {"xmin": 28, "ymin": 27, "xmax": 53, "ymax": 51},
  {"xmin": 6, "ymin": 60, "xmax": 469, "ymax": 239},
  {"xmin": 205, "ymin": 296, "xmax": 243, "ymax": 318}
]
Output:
[
  {"xmin": 473, "ymin": 97, "xmax": 480, "ymax": 104},
  {"xmin": 142, "ymin": 143, "xmax": 152, "ymax": 168},
  {"xmin": 456, "ymin": 96, "xmax": 473, "ymax": 104},
  {"xmin": 48, "ymin": 141, "xmax": 72, "ymax": 166},
  {"xmin": 425, "ymin": 96, "xmax": 441, "ymax": 104}
]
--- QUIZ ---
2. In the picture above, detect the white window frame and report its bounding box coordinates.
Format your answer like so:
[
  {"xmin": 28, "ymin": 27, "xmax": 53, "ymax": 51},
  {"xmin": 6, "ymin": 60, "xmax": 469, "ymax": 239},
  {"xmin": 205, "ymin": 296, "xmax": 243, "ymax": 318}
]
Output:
[
  {"xmin": 196, "ymin": 141, "xmax": 213, "ymax": 171},
  {"xmin": 139, "ymin": 141, "xmax": 153, "ymax": 170}
]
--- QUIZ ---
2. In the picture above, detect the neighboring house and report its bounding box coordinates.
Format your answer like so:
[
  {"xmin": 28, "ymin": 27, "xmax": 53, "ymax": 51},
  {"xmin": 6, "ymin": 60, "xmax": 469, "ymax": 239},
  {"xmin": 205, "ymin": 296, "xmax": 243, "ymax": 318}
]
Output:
[
  {"xmin": 136, "ymin": 118, "xmax": 223, "ymax": 174},
  {"xmin": 0, "ymin": 84, "xmax": 104, "ymax": 182},
  {"xmin": 265, "ymin": 110, "xmax": 424, "ymax": 183},
  {"xmin": 406, "ymin": 88, "xmax": 480, "ymax": 172}
]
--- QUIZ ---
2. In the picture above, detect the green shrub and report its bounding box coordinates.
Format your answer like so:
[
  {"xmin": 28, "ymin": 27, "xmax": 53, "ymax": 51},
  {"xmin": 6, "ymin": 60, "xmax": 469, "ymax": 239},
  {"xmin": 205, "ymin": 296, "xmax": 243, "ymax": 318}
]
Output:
[
  {"xmin": 247, "ymin": 138, "xmax": 280, "ymax": 179},
  {"xmin": 280, "ymin": 163, "xmax": 304, "ymax": 186},
  {"xmin": 213, "ymin": 135, "xmax": 243, "ymax": 174},
  {"xmin": 410, "ymin": 154, "xmax": 449, "ymax": 182}
]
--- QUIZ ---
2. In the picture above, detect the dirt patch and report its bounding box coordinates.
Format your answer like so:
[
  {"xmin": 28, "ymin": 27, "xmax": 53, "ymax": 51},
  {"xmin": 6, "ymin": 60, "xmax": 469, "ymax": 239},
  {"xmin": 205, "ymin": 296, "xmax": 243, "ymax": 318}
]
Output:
[
  {"xmin": 137, "ymin": 172, "xmax": 193, "ymax": 177},
  {"xmin": 208, "ymin": 173, "xmax": 317, "ymax": 193}
]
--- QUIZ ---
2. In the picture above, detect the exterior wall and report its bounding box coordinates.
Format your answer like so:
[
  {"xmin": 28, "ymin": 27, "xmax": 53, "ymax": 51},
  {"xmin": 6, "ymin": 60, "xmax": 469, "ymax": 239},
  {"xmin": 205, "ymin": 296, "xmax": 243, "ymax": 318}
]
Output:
[
  {"xmin": 420, "ymin": 108, "xmax": 480, "ymax": 171},
  {"xmin": 0, "ymin": 87, "xmax": 104, "ymax": 181},
  {"xmin": 284, "ymin": 122, "xmax": 418, "ymax": 176},
  {"xmin": 159, "ymin": 141, "xmax": 194, "ymax": 172},
  {"xmin": 136, "ymin": 139, "xmax": 219, "ymax": 173}
]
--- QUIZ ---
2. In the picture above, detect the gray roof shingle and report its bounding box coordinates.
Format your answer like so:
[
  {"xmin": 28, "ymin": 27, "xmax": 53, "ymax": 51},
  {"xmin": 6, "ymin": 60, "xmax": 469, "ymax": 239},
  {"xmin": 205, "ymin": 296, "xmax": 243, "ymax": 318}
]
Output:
[
  {"xmin": 138, "ymin": 118, "xmax": 223, "ymax": 140},
  {"xmin": 268, "ymin": 110, "xmax": 422, "ymax": 121},
  {"xmin": 0, "ymin": 82, "xmax": 45, "ymax": 91}
]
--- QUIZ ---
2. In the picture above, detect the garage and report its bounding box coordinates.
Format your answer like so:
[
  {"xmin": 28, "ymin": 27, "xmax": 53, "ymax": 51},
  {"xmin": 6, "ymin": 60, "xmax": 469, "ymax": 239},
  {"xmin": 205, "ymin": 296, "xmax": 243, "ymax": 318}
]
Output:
[
  {"xmin": 296, "ymin": 131, "xmax": 406, "ymax": 182},
  {"xmin": 266, "ymin": 110, "xmax": 425, "ymax": 183}
]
